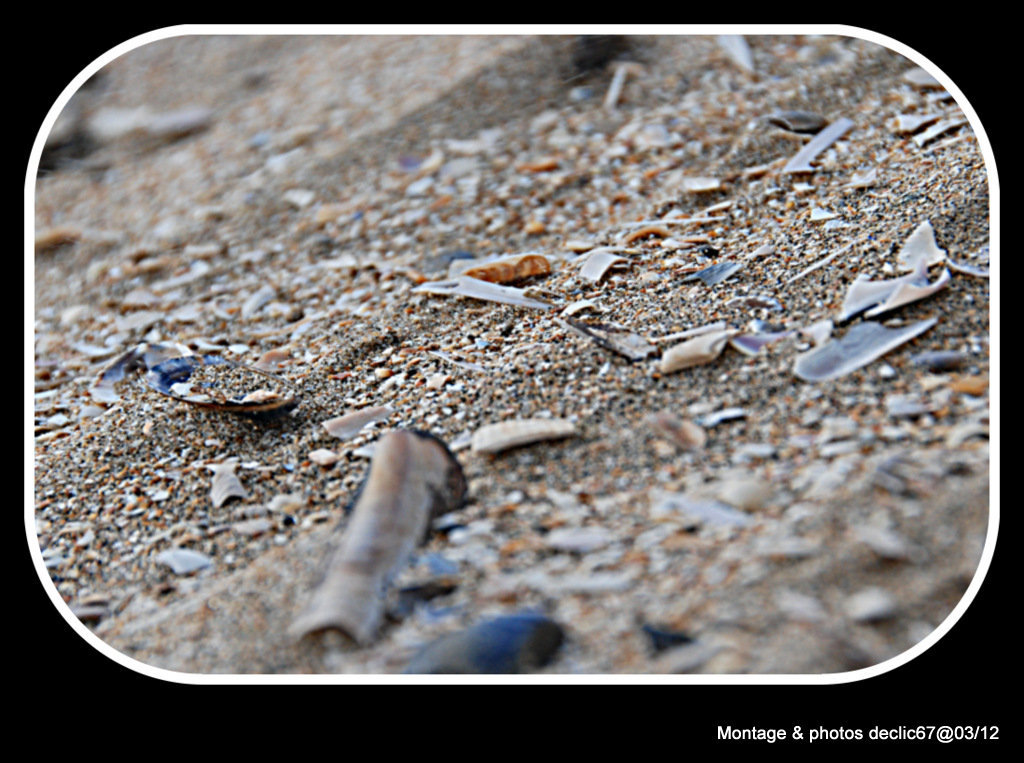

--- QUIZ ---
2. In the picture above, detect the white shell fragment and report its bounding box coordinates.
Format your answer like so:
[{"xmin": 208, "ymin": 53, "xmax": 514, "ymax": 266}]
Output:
[
  {"xmin": 658, "ymin": 328, "xmax": 736, "ymax": 374},
  {"xmin": 322, "ymin": 405, "xmax": 393, "ymax": 440},
  {"xmin": 470, "ymin": 418, "xmax": 576, "ymax": 455},
  {"xmin": 308, "ymin": 448, "xmax": 340, "ymax": 467},
  {"xmin": 716, "ymin": 34, "xmax": 754, "ymax": 73},
  {"xmin": 578, "ymin": 249, "xmax": 630, "ymax": 282},
  {"xmin": 912, "ymin": 117, "xmax": 966, "ymax": 147},
  {"xmin": 413, "ymin": 276, "xmax": 552, "ymax": 309},
  {"xmin": 678, "ymin": 176, "xmax": 722, "ymax": 193},
  {"xmin": 209, "ymin": 461, "xmax": 248, "ymax": 509},
  {"xmin": 290, "ymin": 430, "xmax": 467, "ymax": 644},
  {"xmin": 837, "ymin": 258, "xmax": 950, "ymax": 322},
  {"xmin": 891, "ymin": 113, "xmax": 941, "ymax": 134},
  {"xmin": 902, "ymin": 67, "xmax": 942, "ymax": 89},
  {"xmin": 896, "ymin": 220, "xmax": 946, "ymax": 271},
  {"xmin": 782, "ymin": 117, "xmax": 854, "ymax": 174},
  {"xmin": 647, "ymin": 410, "xmax": 707, "ymax": 451},
  {"xmin": 798, "ymin": 319, "xmax": 834, "ymax": 347},
  {"xmin": 794, "ymin": 317, "xmax": 938, "ymax": 382}
]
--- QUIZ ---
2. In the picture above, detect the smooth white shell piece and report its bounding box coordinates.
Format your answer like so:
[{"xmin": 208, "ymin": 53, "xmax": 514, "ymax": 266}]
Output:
[
  {"xmin": 322, "ymin": 405, "xmax": 394, "ymax": 440},
  {"xmin": 658, "ymin": 329, "xmax": 736, "ymax": 373},
  {"xmin": 470, "ymin": 418, "xmax": 576, "ymax": 454},
  {"xmin": 896, "ymin": 220, "xmax": 946, "ymax": 271},
  {"xmin": 578, "ymin": 249, "xmax": 629, "ymax": 282},
  {"xmin": 413, "ymin": 276, "xmax": 552, "ymax": 309},
  {"xmin": 209, "ymin": 461, "xmax": 248, "ymax": 509},
  {"xmin": 782, "ymin": 117, "xmax": 854, "ymax": 174},
  {"xmin": 838, "ymin": 257, "xmax": 950, "ymax": 322}
]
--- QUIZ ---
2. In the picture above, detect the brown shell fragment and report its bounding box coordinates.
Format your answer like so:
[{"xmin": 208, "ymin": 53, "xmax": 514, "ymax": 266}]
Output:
[
  {"xmin": 289, "ymin": 430, "xmax": 467, "ymax": 644},
  {"xmin": 658, "ymin": 329, "xmax": 736, "ymax": 374},
  {"xmin": 460, "ymin": 253, "xmax": 551, "ymax": 284},
  {"xmin": 470, "ymin": 418, "xmax": 576, "ymax": 455},
  {"xmin": 766, "ymin": 110, "xmax": 828, "ymax": 134},
  {"xmin": 794, "ymin": 317, "xmax": 938, "ymax": 382}
]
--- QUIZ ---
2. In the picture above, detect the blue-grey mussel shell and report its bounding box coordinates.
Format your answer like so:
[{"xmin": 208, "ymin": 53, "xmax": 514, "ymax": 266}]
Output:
[
  {"xmin": 145, "ymin": 355, "xmax": 299, "ymax": 419},
  {"xmin": 403, "ymin": 613, "xmax": 565, "ymax": 674}
]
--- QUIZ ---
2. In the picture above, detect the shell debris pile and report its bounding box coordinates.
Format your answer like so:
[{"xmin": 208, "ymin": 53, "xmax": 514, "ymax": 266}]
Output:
[{"xmin": 33, "ymin": 34, "xmax": 991, "ymax": 676}]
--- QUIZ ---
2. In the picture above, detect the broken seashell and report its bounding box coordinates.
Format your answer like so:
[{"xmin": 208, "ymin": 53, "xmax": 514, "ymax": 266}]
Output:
[
  {"xmin": 658, "ymin": 328, "xmax": 736, "ymax": 374},
  {"xmin": 89, "ymin": 342, "xmax": 193, "ymax": 403},
  {"xmin": 290, "ymin": 430, "xmax": 467, "ymax": 644},
  {"xmin": 209, "ymin": 461, "xmax": 248, "ymax": 508},
  {"xmin": 913, "ymin": 117, "xmax": 966, "ymax": 147},
  {"xmin": 647, "ymin": 410, "xmax": 707, "ymax": 451},
  {"xmin": 798, "ymin": 319, "xmax": 834, "ymax": 347},
  {"xmin": 903, "ymin": 67, "xmax": 942, "ymax": 88},
  {"xmin": 896, "ymin": 220, "xmax": 946, "ymax": 271},
  {"xmin": 561, "ymin": 318, "xmax": 657, "ymax": 361},
  {"xmin": 308, "ymin": 448, "xmax": 340, "ymax": 467},
  {"xmin": 145, "ymin": 354, "xmax": 299, "ymax": 419},
  {"xmin": 890, "ymin": 113, "xmax": 941, "ymax": 134},
  {"xmin": 837, "ymin": 257, "xmax": 950, "ymax": 322},
  {"xmin": 728, "ymin": 330, "xmax": 794, "ymax": 356},
  {"xmin": 794, "ymin": 317, "xmax": 938, "ymax": 382},
  {"xmin": 322, "ymin": 405, "xmax": 393, "ymax": 440},
  {"xmin": 716, "ymin": 34, "xmax": 753, "ymax": 73},
  {"xmin": 766, "ymin": 110, "xmax": 828, "ymax": 134},
  {"xmin": 782, "ymin": 116, "xmax": 854, "ymax": 174},
  {"xmin": 578, "ymin": 248, "xmax": 630, "ymax": 282},
  {"xmin": 459, "ymin": 253, "xmax": 551, "ymax": 284},
  {"xmin": 621, "ymin": 225, "xmax": 671, "ymax": 244},
  {"xmin": 678, "ymin": 176, "xmax": 721, "ymax": 193},
  {"xmin": 413, "ymin": 276, "xmax": 553, "ymax": 310},
  {"xmin": 682, "ymin": 260, "xmax": 743, "ymax": 286},
  {"xmin": 404, "ymin": 612, "xmax": 565, "ymax": 674},
  {"xmin": 560, "ymin": 298, "xmax": 602, "ymax": 317},
  {"xmin": 471, "ymin": 418, "xmax": 576, "ymax": 455}
]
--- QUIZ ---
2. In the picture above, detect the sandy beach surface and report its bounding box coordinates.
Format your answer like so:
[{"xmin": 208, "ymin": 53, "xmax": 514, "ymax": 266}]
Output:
[{"xmin": 31, "ymin": 31, "xmax": 993, "ymax": 678}]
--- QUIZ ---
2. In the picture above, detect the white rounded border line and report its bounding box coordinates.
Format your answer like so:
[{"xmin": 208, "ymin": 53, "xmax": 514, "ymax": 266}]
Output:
[{"xmin": 26, "ymin": 23, "xmax": 999, "ymax": 686}]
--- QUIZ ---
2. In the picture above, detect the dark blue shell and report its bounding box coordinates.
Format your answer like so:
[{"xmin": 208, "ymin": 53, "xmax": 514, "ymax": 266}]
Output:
[
  {"xmin": 145, "ymin": 355, "xmax": 298, "ymax": 420},
  {"xmin": 404, "ymin": 613, "xmax": 564, "ymax": 674}
]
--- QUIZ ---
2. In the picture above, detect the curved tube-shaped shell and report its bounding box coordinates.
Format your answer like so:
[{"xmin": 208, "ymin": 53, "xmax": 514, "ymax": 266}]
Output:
[{"xmin": 289, "ymin": 430, "xmax": 466, "ymax": 644}]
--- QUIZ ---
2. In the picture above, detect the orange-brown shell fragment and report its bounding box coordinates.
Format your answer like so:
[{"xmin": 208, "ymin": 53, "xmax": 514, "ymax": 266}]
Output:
[{"xmin": 461, "ymin": 253, "xmax": 552, "ymax": 284}]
